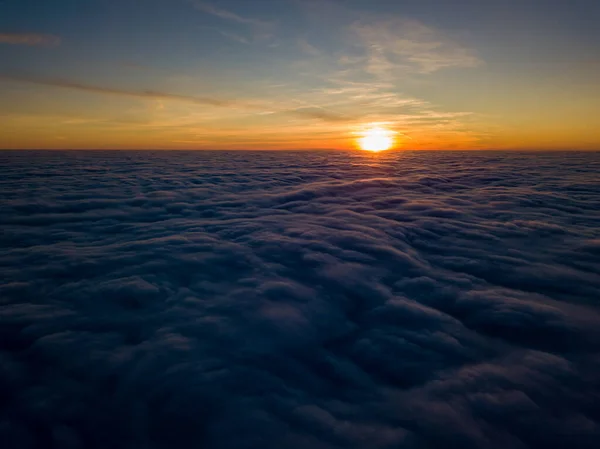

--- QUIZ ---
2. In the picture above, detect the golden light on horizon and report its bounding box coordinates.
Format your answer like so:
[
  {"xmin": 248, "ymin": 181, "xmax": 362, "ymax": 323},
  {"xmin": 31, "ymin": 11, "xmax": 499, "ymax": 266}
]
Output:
[{"xmin": 357, "ymin": 126, "xmax": 395, "ymax": 152}]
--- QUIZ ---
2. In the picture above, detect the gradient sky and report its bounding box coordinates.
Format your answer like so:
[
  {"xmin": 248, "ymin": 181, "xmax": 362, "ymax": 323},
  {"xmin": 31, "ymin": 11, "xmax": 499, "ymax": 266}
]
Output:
[{"xmin": 1, "ymin": 0, "xmax": 599, "ymax": 150}]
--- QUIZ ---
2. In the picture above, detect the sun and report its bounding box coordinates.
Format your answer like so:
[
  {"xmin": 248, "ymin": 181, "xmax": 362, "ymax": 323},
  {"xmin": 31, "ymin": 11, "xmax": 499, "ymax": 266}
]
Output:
[{"xmin": 358, "ymin": 126, "xmax": 395, "ymax": 152}]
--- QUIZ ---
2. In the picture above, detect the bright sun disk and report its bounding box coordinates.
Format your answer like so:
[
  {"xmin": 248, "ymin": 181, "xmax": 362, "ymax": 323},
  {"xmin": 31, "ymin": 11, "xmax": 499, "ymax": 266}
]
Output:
[{"xmin": 358, "ymin": 126, "xmax": 395, "ymax": 152}]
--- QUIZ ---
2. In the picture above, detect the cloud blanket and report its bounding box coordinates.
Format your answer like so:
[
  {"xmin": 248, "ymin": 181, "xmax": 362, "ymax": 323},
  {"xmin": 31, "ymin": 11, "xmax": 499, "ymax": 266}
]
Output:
[{"xmin": 1, "ymin": 150, "xmax": 599, "ymax": 449}]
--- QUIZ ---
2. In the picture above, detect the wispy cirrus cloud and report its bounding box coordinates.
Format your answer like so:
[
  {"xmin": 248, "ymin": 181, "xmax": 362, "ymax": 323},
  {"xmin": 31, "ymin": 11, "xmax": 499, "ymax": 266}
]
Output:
[
  {"xmin": 296, "ymin": 1, "xmax": 480, "ymax": 77},
  {"xmin": 188, "ymin": 1, "xmax": 274, "ymax": 44},
  {"xmin": 189, "ymin": 1, "xmax": 270, "ymax": 27},
  {"xmin": 353, "ymin": 19, "xmax": 481, "ymax": 77},
  {"xmin": 0, "ymin": 73, "xmax": 237, "ymax": 107},
  {"xmin": 218, "ymin": 30, "xmax": 251, "ymax": 45},
  {"xmin": 0, "ymin": 73, "xmax": 353, "ymax": 123},
  {"xmin": 0, "ymin": 1, "xmax": 486, "ymax": 149},
  {"xmin": 297, "ymin": 38, "xmax": 322, "ymax": 57},
  {"xmin": 283, "ymin": 1, "xmax": 486, "ymax": 146},
  {"xmin": 0, "ymin": 32, "xmax": 61, "ymax": 46}
]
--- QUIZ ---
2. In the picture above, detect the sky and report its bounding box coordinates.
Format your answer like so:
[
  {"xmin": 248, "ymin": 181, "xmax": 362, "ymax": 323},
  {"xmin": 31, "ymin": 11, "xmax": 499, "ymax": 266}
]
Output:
[{"xmin": 0, "ymin": 0, "xmax": 599, "ymax": 150}]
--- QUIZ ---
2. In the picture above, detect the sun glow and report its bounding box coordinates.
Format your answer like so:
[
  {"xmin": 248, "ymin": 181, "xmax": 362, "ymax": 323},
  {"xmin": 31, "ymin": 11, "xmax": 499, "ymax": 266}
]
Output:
[{"xmin": 358, "ymin": 126, "xmax": 395, "ymax": 152}]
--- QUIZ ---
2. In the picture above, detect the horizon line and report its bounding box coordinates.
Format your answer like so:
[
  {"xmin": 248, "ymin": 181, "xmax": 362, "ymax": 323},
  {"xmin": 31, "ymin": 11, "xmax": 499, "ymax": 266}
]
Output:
[{"xmin": 1, "ymin": 148, "xmax": 599, "ymax": 152}]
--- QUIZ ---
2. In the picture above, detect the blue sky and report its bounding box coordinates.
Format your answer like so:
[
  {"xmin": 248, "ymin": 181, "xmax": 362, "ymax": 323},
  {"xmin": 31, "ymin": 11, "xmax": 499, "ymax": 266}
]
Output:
[{"xmin": 1, "ymin": 0, "xmax": 599, "ymax": 149}]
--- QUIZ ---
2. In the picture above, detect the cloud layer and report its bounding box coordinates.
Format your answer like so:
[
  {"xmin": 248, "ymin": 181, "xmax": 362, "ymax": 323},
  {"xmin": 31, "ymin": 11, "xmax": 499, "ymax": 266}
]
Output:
[{"xmin": 1, "ymin": 150, "xmax": 600, "ymax": 448}]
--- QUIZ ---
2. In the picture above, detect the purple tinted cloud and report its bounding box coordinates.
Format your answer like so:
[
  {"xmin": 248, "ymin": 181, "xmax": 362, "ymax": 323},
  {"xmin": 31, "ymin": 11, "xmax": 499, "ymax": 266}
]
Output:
[{"xmin": 0, "ymin": 150, "xmax": 600, "ymax": 448}]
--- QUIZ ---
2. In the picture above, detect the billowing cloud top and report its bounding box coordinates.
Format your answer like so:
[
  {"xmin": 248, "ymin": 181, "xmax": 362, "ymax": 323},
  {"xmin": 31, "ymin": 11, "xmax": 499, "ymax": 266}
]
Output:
[{"xmin": 1, "ymin": 150, "xmax": 600, "ymax": 448}]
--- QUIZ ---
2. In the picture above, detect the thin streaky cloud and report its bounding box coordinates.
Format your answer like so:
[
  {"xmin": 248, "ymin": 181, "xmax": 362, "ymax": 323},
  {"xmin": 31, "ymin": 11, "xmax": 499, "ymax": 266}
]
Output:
[
  {"xmin": 0, "ymin": 73, "xmax": 237, "ymax": 107},
  {"xmin": 189, "ymin": 1, "xmax": 270, "ymax": 27},
  {"xmin": 219, "ymin": 30, "xmax": 251, "ymax": 44},
  {"xmin": 353, "ymin": 19, "xmax": 481, "ymax": 76},
  {"xmin": 298, "ymin": 38, "xmax": 322, "ymax": 56},
  {"xmin": 0, "ymin": 32, "xmax": 60, "ymax": 46},
  {"xmin": 298, "ymin": 0, "xmax": 480, "ymax": 75},
  {"xmin": 0, "ymin": 73, "xmax": 354, "ymax": 123},
  {"xmin": 188, "ymin": 1, "xmax": 276, "ymax": 45},
  {"xmin": 274, "ymin": 106, "xmax": 354, "ymax": 122}
]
